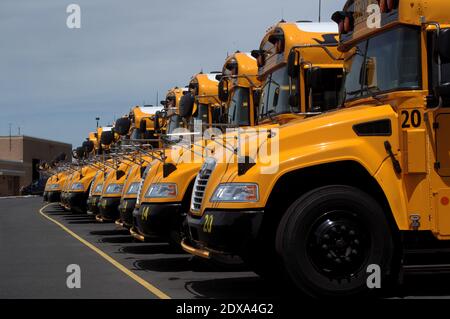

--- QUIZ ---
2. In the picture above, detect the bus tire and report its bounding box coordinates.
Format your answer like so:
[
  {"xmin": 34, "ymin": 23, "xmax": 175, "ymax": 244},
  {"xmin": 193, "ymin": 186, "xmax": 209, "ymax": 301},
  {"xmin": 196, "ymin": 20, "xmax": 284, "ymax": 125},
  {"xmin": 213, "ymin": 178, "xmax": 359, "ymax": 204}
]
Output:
[{"xmin": 276, "ymin": 185, "xmax": 396, "ymax": 298}]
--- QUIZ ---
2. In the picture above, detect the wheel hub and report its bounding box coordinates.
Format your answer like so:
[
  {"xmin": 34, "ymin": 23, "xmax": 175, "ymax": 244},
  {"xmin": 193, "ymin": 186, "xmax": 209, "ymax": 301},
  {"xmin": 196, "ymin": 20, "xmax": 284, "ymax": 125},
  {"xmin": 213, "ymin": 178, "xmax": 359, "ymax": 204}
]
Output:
[{"xmin": 307, "ymin": 211, "xmax": 368, "ymax": 278}]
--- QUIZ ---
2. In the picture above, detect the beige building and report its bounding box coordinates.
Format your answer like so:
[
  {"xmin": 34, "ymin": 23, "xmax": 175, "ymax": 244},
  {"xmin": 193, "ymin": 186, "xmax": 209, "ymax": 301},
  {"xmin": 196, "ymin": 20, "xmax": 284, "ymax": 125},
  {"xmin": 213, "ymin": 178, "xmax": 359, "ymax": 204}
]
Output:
[{"xmin": 0, "ymin": 136, "xmax": 72, "ymax": 196}]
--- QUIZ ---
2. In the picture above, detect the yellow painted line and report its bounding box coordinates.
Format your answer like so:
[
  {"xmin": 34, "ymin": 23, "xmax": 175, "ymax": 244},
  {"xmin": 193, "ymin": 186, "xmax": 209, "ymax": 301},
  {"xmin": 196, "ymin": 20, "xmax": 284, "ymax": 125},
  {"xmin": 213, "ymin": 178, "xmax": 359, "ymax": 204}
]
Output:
[{"xmin": 38, "ymin": 203, "xmax": 171, "ymax": 299}]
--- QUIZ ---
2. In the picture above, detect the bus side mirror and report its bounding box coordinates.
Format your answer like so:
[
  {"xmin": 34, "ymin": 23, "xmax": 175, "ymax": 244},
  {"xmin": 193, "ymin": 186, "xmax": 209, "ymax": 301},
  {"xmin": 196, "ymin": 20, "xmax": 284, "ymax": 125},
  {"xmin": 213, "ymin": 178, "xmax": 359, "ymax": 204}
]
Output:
[
  {"xmin": 438, "ymin": 28, "xmax": 450, "ymax": 60},
  {"xmin": 179, "ymin": 93, "xmax": 195, "ymax": 118},
  {"xmin": 100, "ymin": 131, "xmax": 114, "ymax": 146},
  {"xmin": 73, "ymin": 146, "xmax": 85, "ymax": 160},
  {"xmin": 114, "ymin": 117, "xmax": 131, "ymax": 136},
  {"xmin": 218, "ymin": 78, "xmax": 229, "ymax": 102},
  {"xmin": 153, "ymin": 111, "xmax": 161, "ymax": 132},
  {"xmin": 287, "ymin": 51, "xmax": 299, "ymax": 78},
  {"xmin": 82, "ymin": 140, "xmax": 94, "ymax": 153}
]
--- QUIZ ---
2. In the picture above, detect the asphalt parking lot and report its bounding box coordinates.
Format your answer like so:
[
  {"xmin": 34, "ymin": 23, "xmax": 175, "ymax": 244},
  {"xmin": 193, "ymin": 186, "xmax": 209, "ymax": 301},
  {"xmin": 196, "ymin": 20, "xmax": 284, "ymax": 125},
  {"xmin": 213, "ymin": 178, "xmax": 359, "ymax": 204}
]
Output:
[{"xmin": 1, "ymin": 197, "xmax": 450, "ymax": 299}]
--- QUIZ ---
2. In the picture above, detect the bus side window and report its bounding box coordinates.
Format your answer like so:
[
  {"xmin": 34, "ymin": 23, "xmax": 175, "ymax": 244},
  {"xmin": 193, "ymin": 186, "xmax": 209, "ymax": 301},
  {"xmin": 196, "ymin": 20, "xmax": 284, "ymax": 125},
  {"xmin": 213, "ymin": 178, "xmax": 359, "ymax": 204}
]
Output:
[{"xmin": 429, "ymin": 31, "xmax": 450, "ymax": 107}]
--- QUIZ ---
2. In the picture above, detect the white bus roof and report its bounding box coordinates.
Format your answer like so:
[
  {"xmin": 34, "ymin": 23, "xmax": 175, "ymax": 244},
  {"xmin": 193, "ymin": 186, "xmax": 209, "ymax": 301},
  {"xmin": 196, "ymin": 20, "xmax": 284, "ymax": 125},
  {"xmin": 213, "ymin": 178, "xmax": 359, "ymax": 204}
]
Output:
[{"xmin": 295, "ymin": 22, "xmax": 337, "ymax": 33}]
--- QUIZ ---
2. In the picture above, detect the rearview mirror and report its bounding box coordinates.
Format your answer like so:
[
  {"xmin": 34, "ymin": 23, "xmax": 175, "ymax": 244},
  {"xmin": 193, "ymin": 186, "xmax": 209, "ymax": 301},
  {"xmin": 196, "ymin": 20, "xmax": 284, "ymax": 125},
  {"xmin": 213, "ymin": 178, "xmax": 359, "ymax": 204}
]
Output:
[
  {"xmin": 218, "ymin": 78, "xmax": 229, "ymax": 102},
  {"xmin": 73, "ymin": 146, "xmax": 85, "ymax": 160},
  {"xmin": 153, "ymin": 111, "xmax": 161, "ymax": 132},
  {"xmin": 179, "ymin": 93, "xmax": 195, "ymax": 118},
  {"xmin": 82, "ymin": 140, "xmax": 94, "ymax": 153},
  {"xmin": 114, "ymin": 117, "xmax": 131, "ymax": 136},
  {"xmin": 251, "ymin": 50, "xmax": 265, "ymax": 67},
  {"xmin": 100, "ymin": 131, "xmax": 114, "ymax": 146}
]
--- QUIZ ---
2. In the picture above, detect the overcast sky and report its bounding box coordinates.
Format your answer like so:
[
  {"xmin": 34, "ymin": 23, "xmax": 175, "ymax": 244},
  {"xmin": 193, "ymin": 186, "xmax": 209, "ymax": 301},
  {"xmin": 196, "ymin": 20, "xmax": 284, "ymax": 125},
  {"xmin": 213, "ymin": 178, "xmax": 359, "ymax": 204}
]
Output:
[{"xmin": 0, "ymin": 0, "xmax": 346, "ymax": 147}]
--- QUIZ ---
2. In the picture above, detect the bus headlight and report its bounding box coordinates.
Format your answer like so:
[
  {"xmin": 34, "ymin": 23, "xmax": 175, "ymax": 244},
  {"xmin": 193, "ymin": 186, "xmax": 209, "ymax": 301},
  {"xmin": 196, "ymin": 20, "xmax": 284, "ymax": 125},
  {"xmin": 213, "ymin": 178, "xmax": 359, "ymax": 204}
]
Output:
[
  {"xmin": 126, "ymin": 182, "xmax": 140, "ymax": 194},
  {"xmin": 210, "ymin": 183, "xmax": 259, "ymax": 202},
  {"xmin": 105, "ymin": 183, "xmax": 123, "ymax": 194},
  {"xmin": 71, "ymin": 183, "xmax": 84, "ymax": 191},
  {"xmin": 145, "ymin": 183, "xmax": 177, "ymax": 198},
  {"xmin": 94, "ymin": 184, "xmax": 103, "ymax": 194}
]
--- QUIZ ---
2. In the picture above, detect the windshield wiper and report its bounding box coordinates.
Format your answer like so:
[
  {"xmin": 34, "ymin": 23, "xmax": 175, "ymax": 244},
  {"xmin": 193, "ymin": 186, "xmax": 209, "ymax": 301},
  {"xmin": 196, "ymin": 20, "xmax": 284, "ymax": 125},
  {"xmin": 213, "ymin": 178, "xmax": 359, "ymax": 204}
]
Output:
[
  {"xmin": 366, "ymin": 86, "xmax": 384, "ymax": 105},
  {"xmin": 260, "ymin": 109, "xmax": 279, "ymax": 124}
]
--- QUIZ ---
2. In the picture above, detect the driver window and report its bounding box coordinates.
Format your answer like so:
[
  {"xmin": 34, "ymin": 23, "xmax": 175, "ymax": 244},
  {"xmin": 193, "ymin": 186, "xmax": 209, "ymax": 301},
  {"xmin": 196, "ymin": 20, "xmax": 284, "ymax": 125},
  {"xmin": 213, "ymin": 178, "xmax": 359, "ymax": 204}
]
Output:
[{"xmin": 305, "ymin": 68, "xmax": 343, "ymax": 112}]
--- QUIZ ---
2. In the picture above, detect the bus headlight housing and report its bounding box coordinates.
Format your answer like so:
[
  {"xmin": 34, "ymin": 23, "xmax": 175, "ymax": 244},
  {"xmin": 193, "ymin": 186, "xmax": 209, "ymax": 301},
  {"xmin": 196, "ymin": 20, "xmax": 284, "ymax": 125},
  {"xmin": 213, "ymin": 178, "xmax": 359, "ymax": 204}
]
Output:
[
  {"xmin": 145, "ymin": 183, "xmax": 177, "ymax": 198},
  {"xmin": 105, "ymin": 183, "xmax": 123, "ymax": 194},
  {"xmin": 71, "ymin": 183, "xmax": 84, "ymax": 191},
  {"xmin": 126, "ymin": 182, "xmax": 140, "ymax": 195},
  {"xmin": 210, "ymin": 183, "xmax": 259, "ymax": 202},
  {"xmin": 94, "ymin": 184, "xmax": 103, "ymax": 194}
]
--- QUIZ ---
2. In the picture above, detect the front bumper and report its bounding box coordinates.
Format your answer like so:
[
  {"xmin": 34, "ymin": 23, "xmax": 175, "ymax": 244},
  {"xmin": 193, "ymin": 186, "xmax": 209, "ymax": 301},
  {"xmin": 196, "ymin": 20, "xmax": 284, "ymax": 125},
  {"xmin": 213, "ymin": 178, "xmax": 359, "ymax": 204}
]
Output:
[
  {"xmin": 67, "ymin": 192, "xmax": 88, "ymax": 213},
  {"xmin": 87, "ymin": 195, "xmax": 100, "ymax": 215},
  {"xmin": 47, "ymin": 191, "xmax": 61, "ymax": 203},
  {"xmin": 118, "ymin": 198, "xmax": 137, "ymax": 228},
  {"xmin": 132, "ymin": 203, "xmax": 182, "ymax": 239},
  {"xmin": 98, "ymin": 196, "xmax": 121, "ymax": 221},
  {"xmin": 184, "ymin": 209, "xmax": 264, "ymax": 258}
]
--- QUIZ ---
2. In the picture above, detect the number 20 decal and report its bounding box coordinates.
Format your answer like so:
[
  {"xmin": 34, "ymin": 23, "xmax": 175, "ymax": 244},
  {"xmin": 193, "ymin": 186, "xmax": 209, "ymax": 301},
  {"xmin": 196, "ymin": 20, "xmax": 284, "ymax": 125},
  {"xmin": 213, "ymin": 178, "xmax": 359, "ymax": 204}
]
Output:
[
  {"xmin": 203, "ymin": 215, "xmax": 214, "ymax": 233},
  {"xmin": 401, "ymin": 110, "xmax": 422, "ymax": 128}
]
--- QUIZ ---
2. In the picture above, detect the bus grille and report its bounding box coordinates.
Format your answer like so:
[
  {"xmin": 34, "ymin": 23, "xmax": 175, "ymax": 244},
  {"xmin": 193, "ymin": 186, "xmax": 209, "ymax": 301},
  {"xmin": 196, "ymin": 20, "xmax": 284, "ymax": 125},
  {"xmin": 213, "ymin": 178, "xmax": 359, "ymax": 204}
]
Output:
[{"xmin": 191, "ymin": 158, "xmax": 216, "ymax": 212}]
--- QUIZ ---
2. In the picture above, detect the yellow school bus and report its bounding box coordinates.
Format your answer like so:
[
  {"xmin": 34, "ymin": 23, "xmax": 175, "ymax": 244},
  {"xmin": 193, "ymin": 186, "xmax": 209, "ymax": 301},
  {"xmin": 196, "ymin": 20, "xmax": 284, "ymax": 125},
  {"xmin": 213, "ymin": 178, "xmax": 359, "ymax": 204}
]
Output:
[
  {"xmin": 87, "ymin": 168, "xmax": 109, "ymax": 215},
  {"xmin": 60, "ymin": 169, "xmax": 76, "ymax": 210},
  {"xmin": 94, "ymin": 105, "xmax": 164, "ymax": 222},
  {"xmin": 65, "ymin": 132, "xmax": 101, "ymax": 213},
  {"xmin": 44, "ymin": 170, "xmax": 69, "ymax": 203},
  {"xmin": 130, "ymin": 72, "xmax": 224, "ymax": 244},
  {"xmin": 117, "ymin": 87, "xmax": 187, "ymax": 229},
  {"xmin": 42, "ymin": 153, "xmax": 69, "ymax": 202},
  {"xmin": 131, "ymin": 55, "xmax": 261, "ymax": 247},
  {"xmin": 182, "ymin": 21, "xmax": 349, "ymax": 288},
  {"xmin": 189, "ymin": 1, "xmax": 450, "ymax": 297}
]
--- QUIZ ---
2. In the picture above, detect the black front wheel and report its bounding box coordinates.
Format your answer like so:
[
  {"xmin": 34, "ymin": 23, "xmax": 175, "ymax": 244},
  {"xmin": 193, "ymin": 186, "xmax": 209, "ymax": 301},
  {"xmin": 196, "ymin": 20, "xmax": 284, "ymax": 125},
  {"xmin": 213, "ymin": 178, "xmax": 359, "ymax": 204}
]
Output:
[{"xmin": 276, "ymin": 185, "xmax": 398, "ymax": 298}]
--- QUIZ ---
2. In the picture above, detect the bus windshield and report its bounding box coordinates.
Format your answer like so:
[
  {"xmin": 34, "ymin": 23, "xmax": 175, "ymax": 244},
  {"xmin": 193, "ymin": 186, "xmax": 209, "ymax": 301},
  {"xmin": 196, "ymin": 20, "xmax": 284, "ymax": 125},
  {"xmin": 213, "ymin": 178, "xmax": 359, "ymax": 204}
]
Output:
[
  {"xmin": 227, "ymin": 87, "xmax": 250, "ymax": 126},
  {"xmin": 343, "ymin": 26, "xmax": 421, "ymax": 101},
  {"xmin": 259, "ymin": 66, "xmax": 291, "ymax": 118}
]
